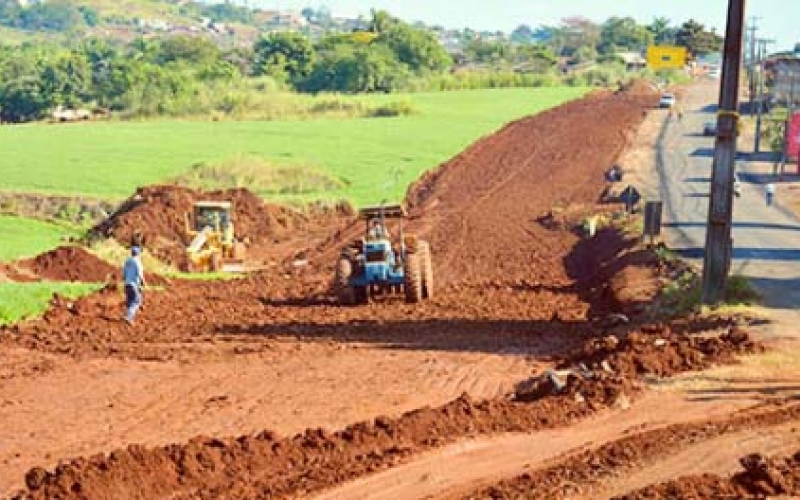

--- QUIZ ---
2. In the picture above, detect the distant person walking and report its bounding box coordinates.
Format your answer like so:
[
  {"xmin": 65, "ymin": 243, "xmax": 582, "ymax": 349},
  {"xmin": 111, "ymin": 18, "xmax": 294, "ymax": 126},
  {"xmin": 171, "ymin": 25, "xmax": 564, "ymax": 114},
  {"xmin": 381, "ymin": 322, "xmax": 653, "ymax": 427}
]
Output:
[
  {"xmin": 765, "ymin": 183, "xmax": 776, "ymax": 207},
  {"xmin": 122, "ymin": 246, "xmax": 146, "ymax": 325}
]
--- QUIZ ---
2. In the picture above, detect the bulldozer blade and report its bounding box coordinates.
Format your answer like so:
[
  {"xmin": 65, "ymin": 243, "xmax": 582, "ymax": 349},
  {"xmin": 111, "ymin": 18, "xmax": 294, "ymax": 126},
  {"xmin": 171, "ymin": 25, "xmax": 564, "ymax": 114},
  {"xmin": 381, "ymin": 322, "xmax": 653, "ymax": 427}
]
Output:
[{"xmin": 221, "ymin": 261, "xmax": 246, "ymax": 273}]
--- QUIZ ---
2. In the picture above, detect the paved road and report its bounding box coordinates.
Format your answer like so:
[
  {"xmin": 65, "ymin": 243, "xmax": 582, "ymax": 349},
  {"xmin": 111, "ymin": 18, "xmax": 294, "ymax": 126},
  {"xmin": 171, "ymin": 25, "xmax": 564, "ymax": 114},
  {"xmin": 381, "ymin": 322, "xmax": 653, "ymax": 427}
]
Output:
[{"xmin": 658, "ymin": 81, "xmax": 800, "ymax": 312}]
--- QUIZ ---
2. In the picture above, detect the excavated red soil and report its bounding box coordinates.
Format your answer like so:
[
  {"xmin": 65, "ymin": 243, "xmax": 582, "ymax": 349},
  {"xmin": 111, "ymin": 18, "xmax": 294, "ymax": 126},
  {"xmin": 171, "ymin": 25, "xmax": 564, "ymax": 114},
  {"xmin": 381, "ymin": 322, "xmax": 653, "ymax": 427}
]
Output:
[
  {"xmin": 4, "ymin": 87, "xmax": 708, "ymax": 498},
  {"xmin": 401, "ymin": 89, "xmax": 657, "ymax": 286},
  {"xmin": 1, "ymin": 245, "xmax": 167, "ymax": 285},
  {"xmin": 91, "ymin": 185, "xmax": 353, "ymax": 266},
  {"xmin": 1, "ymin": 87, "xmax": 659, "ymax": 360},
  {"xmin": 2, "ymin": 246, "xmax": 118, "ymax": 283},
  {"xmin": 464, "ymin": 403, "xmax": 800, "ymax": 500},
  {"xmin": 616, "ymin": 450, "xmax": 800, "ymax": 499},
  {"xmin": 562, "ymin": 324, "xmax": 762, "ymax": 378},
  {"xmin": 12, "ymin": 324, "xmax": 759, "ymax": 500}
]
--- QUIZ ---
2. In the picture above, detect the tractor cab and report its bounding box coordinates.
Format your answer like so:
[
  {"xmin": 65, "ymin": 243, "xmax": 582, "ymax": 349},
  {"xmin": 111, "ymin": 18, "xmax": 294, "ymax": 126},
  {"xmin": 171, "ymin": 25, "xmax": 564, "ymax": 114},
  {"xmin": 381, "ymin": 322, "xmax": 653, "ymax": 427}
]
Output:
[
  {"xmin": 191, "ymin": 201, "xmax": 233, "ymax": 242},
  {"xmin": 334, "ymin": 204, "xmax": 433, "ymax": 305},
  {"xmin": 183, "ymin": 201, "xmax": 245, "ymax": 273}
]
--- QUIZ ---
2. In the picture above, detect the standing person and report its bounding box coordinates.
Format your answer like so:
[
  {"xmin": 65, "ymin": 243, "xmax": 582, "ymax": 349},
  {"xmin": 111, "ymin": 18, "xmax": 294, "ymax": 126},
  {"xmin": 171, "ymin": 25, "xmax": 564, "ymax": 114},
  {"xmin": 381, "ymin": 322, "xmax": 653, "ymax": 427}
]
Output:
[
  {"xmin": 122, "ymin": 246, "xmax": 146, "ymax": 325},
  {"xmin": 766, "ymin": 183, "xmax": 776, "ymax": 207}
]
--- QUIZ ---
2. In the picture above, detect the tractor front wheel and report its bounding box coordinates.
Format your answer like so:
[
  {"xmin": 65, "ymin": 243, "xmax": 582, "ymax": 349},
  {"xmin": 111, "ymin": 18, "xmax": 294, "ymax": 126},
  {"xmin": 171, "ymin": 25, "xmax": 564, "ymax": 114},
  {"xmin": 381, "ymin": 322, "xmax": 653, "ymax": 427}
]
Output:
[
  {"xmin": 335, "ymin": 257, "xmax": 356, "ymax": 305},
  {"xmin": 404, "ymin": 252, "xmax": 423, "ymax": 303},
  {"xmin": 354, "ymin": 285, "xmax": 369, "ymax": 305},
  {"xmin": 418, "ymin": 241, "xmax": 434, "ymax": 299}
]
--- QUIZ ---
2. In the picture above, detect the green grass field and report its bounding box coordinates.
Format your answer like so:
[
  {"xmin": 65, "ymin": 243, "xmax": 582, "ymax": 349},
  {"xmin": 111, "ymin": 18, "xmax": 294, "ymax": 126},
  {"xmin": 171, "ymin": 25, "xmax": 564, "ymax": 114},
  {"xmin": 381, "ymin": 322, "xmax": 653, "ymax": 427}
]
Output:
[
  {"xmin": 0, "ymin": 87, "xmax": 587, "ymax": 206},
  {"xmin": 0, "ymin": 282, "xmax": 102, "ymax": 325},
  {"xmin": 0, "ymin": 216, "xmax": 80, "ymax": 263}
]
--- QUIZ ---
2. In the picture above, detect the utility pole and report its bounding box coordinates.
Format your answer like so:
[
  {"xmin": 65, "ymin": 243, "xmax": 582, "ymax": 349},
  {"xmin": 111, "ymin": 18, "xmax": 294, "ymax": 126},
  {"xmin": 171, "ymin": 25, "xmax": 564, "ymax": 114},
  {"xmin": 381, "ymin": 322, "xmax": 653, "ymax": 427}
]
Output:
[
  {"xmin": 779, "ymin": 75, "xmax": 797, "ymax": 178},
  {"xmin": 747, "ymin": 17, "xmax": 759, "ymax": 114},
  {"xmin": 754, "ymin": 38, "xmax": 775, "ymax": 153},
  {"xmin": 701, "ymin": 0, "xmax": 747, "ymax": 305}
]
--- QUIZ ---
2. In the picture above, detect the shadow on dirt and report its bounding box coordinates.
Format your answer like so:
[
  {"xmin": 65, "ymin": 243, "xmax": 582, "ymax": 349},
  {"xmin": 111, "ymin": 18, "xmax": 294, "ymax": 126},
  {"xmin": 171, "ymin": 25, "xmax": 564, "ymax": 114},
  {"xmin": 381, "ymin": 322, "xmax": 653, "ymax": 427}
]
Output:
[
  {"xmin": 563, "ymin": 226, "xmax": 658, "ymax": 318},
  {"xmin": 686, "ymin": 384, "xmax": 800, "ymax": 403},
  {"xmin": 216, "ymin": 317, "xmax": 592, "ymax": 357}
]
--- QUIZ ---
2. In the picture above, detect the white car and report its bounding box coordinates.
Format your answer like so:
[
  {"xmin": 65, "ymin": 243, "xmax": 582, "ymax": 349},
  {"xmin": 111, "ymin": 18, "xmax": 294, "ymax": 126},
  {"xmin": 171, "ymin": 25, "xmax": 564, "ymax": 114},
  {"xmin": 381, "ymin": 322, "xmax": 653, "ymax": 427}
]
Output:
[
  {"xmin": 708, "ymin": 67, "xmax": 722, "ymax": 79},
  {"xmin": 659, "ymin": 93, "xmax": 676, "ymax": 109}
]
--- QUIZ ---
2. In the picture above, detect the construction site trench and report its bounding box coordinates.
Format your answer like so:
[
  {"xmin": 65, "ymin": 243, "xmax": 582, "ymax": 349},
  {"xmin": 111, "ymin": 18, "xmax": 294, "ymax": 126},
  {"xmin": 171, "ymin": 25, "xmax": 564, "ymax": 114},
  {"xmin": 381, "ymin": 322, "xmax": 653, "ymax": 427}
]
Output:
[{"xmin": 2, "ymin": 84, "xmax": 792, "ymax": 499}]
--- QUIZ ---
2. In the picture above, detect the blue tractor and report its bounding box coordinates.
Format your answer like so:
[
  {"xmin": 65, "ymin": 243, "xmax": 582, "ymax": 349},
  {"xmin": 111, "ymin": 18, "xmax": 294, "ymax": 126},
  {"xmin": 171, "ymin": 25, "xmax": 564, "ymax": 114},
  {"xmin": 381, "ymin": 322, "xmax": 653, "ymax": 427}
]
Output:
[{"xmin": 335, "ymin": 204, "xmax": 433, "ymax": 305}]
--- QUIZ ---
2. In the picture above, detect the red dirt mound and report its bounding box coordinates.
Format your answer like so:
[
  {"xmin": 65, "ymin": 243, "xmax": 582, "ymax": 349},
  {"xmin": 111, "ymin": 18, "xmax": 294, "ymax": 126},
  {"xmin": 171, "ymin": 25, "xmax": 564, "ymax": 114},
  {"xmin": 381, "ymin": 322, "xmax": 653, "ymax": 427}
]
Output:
[
  {"xmin": 8, "ymin": 246, "xmax": 117, "ymax": 283},
  {"xmin": 465, "ymin": 402, "xmax": 800, "ymax": 500},
  {"xmin": 13, "ymin": 327, "xmax": 757, "ymax": 500},
  {"xmin": 617, "ymin": 451, "xmax": 800, "ymax": 499},
  {"xmin": 1, "ymin": 246, "xmax": 167, "ymax": 286},
  {"xmin": 13, "ymin": 383, "xmax": 625, "ymax": 500},
  {"xmin": 91, "ymin": 185, "xmax": 353, "ymax": 266},
  {"xmin": 402, "ymin": 89, "xmax": 657, "ymax": 286},
  {"xmin": 563, "ymin": 325, "xmax": 762, "ymax": 378}
]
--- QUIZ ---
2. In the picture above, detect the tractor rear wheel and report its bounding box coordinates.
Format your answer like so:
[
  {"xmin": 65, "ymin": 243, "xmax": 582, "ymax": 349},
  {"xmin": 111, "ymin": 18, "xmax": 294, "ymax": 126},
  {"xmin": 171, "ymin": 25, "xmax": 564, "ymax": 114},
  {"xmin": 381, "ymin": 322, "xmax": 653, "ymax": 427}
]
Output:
[
  {"xmin": 404, "ymin": 251, "xmax": 423, "ymax": 303},
  {"xmin": 354, "ymin": 285, "xmax": 369, "ymax": 305},
  {"xmin": 335, "ymin": 257, "xmax": 356, "ymax": 305},
  {"xmin": 419, "ymin": 241, "xmax": 434, "ymax": 299}
]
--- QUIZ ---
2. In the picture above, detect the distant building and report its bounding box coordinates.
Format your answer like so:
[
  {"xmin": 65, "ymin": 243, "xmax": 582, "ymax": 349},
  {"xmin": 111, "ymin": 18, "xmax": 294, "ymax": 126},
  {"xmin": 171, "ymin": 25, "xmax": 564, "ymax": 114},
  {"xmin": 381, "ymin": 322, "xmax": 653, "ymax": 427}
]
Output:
[
  {"xmin": 616, "ymin": 52, "xmax": 647, "ymax": 71},
  {"xmin": 136, "ymin": 18, "xmax": 171, "ymax": 31},
  {"xmin": 255, "ymin": 10, "xmax": 308, "ymax": 29},
  {"xmin": 774, "ymin": 58, "xmax": 800, "ymax": 106},
  {"xmin": 695, "ymin": 52, "xmax": 723, "ymax": 70}
]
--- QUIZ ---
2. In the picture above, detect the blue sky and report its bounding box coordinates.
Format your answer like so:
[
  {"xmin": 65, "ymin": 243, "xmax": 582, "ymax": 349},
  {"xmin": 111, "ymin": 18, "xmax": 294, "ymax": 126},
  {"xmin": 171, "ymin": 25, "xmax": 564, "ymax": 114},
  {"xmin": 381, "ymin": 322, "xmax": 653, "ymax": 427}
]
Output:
[{"xmin": 252, "ymin": 0, "xmax": 797, "ymax": 51}]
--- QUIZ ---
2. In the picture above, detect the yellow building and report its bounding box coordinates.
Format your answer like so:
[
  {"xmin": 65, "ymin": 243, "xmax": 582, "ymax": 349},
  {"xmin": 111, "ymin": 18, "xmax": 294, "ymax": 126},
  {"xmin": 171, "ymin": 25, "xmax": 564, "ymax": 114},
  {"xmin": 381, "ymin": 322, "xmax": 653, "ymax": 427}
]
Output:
[{"xmin": 646, "ymin": 46, "xmax": 689, "ymax": 70}]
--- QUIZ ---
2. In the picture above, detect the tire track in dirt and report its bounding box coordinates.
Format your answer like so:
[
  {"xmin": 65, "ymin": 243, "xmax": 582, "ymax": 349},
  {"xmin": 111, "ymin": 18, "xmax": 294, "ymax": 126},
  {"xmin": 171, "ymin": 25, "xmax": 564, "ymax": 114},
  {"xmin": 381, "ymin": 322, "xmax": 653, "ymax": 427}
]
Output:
[
  {"xmin": 312, "ymin": 392, "xmax": 756, "ymax": 500},
  {"xmin": 592, "ymin": 422, "xmax": 800, "ymax": 499},
  {"xmin": 459, "ymin": 402, "xmax": 800, "ymax": 500},
  {"xmin": 0, "ymin": 345, "xmax": 540, "ymax": 495},
  {"xmin": 11, "ymin": 324, "xmax": 760, "ymax": 499}
]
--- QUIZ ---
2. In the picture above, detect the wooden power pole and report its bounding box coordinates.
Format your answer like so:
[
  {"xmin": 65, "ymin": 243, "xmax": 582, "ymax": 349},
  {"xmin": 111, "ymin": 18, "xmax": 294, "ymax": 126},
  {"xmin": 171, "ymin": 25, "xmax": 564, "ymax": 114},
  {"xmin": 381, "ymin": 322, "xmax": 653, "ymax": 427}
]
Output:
[{"xmin": 701, "ymin": 0, "xmax": 747, "ymax": 304}]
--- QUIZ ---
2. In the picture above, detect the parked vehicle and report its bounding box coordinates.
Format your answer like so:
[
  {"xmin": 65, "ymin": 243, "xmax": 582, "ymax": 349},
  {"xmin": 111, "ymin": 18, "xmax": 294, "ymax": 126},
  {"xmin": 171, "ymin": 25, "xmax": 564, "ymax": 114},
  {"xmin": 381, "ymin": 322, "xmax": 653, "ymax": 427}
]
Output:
[
  {"xmin": 659, "ymin": 93, "xmax": 676, "ymax": 109},
  {"xmin": 703, "ymin": 120, "xmax": 717, "ymax": 136}
]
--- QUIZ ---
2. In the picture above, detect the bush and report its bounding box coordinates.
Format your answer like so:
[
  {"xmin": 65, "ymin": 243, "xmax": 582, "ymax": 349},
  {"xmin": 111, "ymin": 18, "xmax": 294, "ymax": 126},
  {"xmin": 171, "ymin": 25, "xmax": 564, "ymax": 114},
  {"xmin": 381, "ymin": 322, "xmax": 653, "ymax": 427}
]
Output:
[{"xmin": 367, "ymin": 100, "xmax": 414, "ymax": 117}]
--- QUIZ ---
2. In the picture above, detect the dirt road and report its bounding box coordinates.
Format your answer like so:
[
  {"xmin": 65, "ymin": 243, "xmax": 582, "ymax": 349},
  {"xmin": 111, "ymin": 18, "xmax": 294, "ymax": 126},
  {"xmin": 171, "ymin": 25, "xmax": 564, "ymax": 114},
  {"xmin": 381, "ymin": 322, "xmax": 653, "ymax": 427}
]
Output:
[{"xmin": 312, "ymin": 392, "xmax": 754, "ymax": 500}]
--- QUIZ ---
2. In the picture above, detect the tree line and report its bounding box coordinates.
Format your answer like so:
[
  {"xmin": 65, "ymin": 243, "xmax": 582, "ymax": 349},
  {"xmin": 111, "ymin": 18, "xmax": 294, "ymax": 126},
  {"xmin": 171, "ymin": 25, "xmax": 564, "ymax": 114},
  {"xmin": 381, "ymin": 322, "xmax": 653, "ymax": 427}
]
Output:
[{"xmin": 0, "ymin": 10, "xmax": 724, "ymax": 123}]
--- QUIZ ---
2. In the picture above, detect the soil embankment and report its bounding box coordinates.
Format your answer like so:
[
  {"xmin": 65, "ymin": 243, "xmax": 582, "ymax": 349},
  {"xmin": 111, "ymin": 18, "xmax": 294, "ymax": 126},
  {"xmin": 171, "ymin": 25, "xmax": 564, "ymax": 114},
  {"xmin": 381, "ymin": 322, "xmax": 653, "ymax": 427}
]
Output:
[{"xmin": 8, "ymin": 86, "xmax": 755, "ymax": 500}]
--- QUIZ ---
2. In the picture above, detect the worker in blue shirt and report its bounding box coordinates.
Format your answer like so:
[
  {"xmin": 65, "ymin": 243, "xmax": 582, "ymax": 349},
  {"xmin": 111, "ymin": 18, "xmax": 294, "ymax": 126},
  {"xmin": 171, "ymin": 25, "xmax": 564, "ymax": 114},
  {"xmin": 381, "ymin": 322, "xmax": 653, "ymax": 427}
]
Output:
[{"xmin": 122, "ymin": 246, "xmax": 146, "ymax": 325}]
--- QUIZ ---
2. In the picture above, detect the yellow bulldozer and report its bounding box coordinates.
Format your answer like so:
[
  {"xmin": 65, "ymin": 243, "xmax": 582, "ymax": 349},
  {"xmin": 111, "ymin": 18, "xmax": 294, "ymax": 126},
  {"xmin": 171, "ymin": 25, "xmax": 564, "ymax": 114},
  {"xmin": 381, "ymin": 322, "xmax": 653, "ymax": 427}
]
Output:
[{"xmin": 184, "ymin": 201, "xmax": 246, "ymax": 273}]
